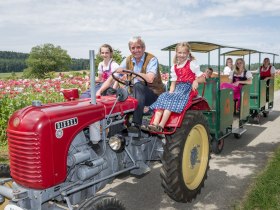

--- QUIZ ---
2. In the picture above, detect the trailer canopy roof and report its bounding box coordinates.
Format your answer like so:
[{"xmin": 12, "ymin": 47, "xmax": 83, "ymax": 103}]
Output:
[
  {"xmin": 221, "ymin": 49, "xmax": 279, "ymax": 57},
  {"xmin": 220, "ymin": 49, "xmax": 259, "ymax": 56},
  {"xmin": 162, "ymin": 42, "xmax": 279, "ymax": 57},
  {"xmin": 161, "ymin": 41, "xmax": 234, "ymax": 53}
]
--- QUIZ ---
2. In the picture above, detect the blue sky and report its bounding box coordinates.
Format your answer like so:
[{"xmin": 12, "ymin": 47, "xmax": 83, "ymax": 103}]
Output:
[{"xmin": 0, "ymin": 0, "xmax": 279, "ymax": 66}]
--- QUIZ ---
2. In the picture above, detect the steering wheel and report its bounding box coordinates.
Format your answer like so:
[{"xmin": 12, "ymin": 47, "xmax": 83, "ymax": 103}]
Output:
[{"xmin": 112, "ymin": 69, "xmax": 148, "ymax": 87}]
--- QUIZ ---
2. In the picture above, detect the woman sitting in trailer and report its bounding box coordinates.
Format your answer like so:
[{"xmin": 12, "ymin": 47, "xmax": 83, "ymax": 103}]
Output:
[
  {"xmin": 223, "ymin": 57, "xmax": 233, "ymax": 75},
  {"xmin": 258, "ymin": 57, "xmax": 275, "ymax": 82},
  {"xmin": 220, "ymin": 58, "xmax": 252, "ymax": 110}
]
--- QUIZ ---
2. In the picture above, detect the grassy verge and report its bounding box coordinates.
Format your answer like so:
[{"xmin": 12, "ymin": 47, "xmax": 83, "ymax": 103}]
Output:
[
  {"xmin": 0, "ymin": 70, "xmax": 89, "ymax": 79},
  {"xmin": 275, "ymin": 75, "xmax": 280, "ymax": 90},
  {"xmin": 238, "ymin": 146, "xmax": 280, "ymax": 209},
  {"xmin": 0, "ymin": 72, "xmax": 23, "ymax": 79},
  {"xmin": 0, "ymin": 144, "xmax": 9, "ymax": 164}
]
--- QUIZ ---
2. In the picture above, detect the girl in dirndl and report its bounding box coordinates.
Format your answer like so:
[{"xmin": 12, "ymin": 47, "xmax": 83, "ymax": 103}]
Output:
[
  {"xmin": 220, "ymin": 58, "xmax": 252, "ymax": 109},
  {"xmin": 141, "ymin": 42, "xmax": 205, "ymax": 132},
  {"xmin": 259, "ymin": 57, "xmax": 276, "ymax": 81}
]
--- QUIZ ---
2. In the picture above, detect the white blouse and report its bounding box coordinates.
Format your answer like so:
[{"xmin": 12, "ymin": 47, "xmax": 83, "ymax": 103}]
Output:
[{"xmin": 97, "ymin": 59, "xmax": 119, "ymax": 74}]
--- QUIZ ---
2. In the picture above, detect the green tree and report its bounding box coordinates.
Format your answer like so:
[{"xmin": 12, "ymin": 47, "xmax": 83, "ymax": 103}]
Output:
[{"xmin": 26, "ymin": 43, "xmax": 71, "ymax": 78}]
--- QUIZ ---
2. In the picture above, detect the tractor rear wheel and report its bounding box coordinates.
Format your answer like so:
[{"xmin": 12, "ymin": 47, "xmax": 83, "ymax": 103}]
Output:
[
  {"xmin": 78, "ymin": 194, "xmax": 125, "ymax": 210},
  {"xmin": 160, "ymin": 111, "xmax": 210, "ymax": 202}
]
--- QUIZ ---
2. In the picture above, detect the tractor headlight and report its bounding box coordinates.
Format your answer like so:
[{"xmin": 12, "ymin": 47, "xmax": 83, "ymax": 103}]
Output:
[
  {"xmin": 108, "ymin": 135, "xmax": 125, "ymax": 152},
  {"xmin": 13, "ymin": 117, "xmax": 20, "ymax": 127}
]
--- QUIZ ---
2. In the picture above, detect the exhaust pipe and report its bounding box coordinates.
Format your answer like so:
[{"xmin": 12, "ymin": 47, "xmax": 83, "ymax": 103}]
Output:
[{"xmin": 89, "ymin": 50, "xmax": 101, "ymax": 143}]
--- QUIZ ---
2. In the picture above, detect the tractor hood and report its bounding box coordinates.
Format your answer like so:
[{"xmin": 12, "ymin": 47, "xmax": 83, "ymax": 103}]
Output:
[{"xmin": 7, "ymin": 96, "xmax": 137, "ymax": 189}]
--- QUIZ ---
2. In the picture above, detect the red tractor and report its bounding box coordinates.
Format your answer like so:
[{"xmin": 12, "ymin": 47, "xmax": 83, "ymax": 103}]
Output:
[{"xmin": 0, "ymin": 52, "xmax": 211, "ymax": 210}]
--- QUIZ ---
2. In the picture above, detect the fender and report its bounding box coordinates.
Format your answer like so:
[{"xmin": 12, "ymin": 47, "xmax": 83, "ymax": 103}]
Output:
[
  {"xmin": 149, "ymin": 90, "xmax": 210, "ymax": 129},
  {"xmin": 165, "ymin": 96, "xmax": 210, "ymax": 128},
  {"xmin": 7, "ymin": 96, "xmax": 137, "ymax": 189}
]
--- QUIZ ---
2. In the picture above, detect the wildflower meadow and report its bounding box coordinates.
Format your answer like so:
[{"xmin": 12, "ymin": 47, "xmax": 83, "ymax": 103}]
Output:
[
  {"xmin": 0, "ymin": 73, "xmax": 90, "ymax": 145},
  {"xmin": 0, "ymin": 72, "xmax": 170, "ymax": 146},
  {"xmin": 1, "ymin": 70, "xmax": 279, "ymax": 146}
]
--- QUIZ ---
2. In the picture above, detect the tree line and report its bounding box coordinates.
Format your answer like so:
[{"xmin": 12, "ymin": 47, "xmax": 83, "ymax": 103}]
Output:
[
  {"xmin": 0, "ymin": 48, "xmax": 279, "ymax": 75},
  {"xmin": 0, "ymin": 51, "xmax": 90, "ymax": 73}
]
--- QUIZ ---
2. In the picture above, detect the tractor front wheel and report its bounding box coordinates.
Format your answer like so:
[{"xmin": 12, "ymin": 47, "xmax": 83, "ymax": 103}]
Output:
[
  {"xmin": 78, "ymin": 194, "xmax": 125, "ymax": 210},
  {"xmin": 160, "ymin": 111, "xmax": 210, "ymax": 202}
]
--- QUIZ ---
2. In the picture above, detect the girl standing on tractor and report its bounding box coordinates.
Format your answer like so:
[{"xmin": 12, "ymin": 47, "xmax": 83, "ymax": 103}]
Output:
[{"xmin": 141, "ymin": 42, "xmax": 205, "ymax": 132}]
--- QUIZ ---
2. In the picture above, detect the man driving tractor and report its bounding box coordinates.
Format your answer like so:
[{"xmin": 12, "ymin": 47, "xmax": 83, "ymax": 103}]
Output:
[{"xmin": 96, "ymin": 36, "xmax": 165, "ymax": 133}]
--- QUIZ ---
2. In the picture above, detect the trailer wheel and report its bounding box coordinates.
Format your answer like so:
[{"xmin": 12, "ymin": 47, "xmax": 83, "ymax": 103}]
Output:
[
  {"xmin": 263, "ymin": 111, "xmax": 268, "ymax": 118},
  {"xmin": 160, "ymin": 111, "xmax": 210, "ymax": 202},
  {"xmin": 234, "ymin": 133, "xmax": 241, "ymax": 139},
  {"xmin": 211, "ymin": 139, "xmax": 224, "ymax": 154},
  {"xmin": 78, "ymin": 194, "xmax": 125, "ymax": 210}
]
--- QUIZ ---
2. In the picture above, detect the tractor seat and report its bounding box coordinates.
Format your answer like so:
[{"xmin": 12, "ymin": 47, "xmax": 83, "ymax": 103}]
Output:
[{"xmin": 62, "ymin": 89, "xmax": 79, "ymax": 101}]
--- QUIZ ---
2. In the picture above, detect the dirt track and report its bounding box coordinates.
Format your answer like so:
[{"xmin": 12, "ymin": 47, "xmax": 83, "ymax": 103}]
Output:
[{"xmin": 104, "ymin": 90, "xmax": 280, "ymax": 210}]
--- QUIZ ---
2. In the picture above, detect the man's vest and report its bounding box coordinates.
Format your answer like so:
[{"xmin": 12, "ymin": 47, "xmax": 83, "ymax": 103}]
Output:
[{"xmin": 125, "ymin": 52, "xmax": 164, "ymax": 95}]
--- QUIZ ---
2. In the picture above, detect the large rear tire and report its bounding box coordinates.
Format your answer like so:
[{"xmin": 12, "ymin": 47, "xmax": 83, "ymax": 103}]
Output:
[
  {"xmin": 78, "ymin": 194, "xmax": 125, "ymax": 210},
  {"xmin": 160, "ymin": 111, "xmax": 210, "ymax": 202}
]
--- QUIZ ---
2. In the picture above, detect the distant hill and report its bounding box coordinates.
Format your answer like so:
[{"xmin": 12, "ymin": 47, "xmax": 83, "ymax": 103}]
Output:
[{"xmin": 0, "ymin": 51, "xmax": 90, "ymax": 73}]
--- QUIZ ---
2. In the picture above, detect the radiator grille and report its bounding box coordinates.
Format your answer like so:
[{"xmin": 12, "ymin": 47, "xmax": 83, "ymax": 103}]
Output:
[{"xmin": 7, "ymin": 130, "xmax": 43, "ymax": 183}]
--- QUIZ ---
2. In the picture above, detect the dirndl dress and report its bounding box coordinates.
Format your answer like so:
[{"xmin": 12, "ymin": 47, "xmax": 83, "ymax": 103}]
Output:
[{"xmin": 150, "ymin": 82, "xmax": 192, "ymax": 113}]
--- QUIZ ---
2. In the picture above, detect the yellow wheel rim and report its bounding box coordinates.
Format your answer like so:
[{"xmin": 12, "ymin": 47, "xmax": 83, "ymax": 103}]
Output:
[{"xmin": 182, "ymin": 124, "xmax": 209, "ymax": 190}]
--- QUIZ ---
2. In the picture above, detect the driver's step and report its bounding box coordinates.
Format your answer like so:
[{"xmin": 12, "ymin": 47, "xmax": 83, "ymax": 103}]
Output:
[{"xmin": 232, "ymin": 127, "xmax": 247, "ymax": 135}]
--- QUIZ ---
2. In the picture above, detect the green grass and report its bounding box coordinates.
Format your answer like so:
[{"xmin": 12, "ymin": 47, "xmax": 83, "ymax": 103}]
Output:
[
  {"xmin": 0, "ymin": 72, "xmax": 23, "ymax": 79},
  {"xmin": 238, "ymin": 146, "xmax": 280, "ymax": 209},
  {"xmin": 275, "ymin": 75, "xmax": 280, "ymax": 91},
  {"xmin": 0, "ymin": 144, "xmax": 9, "ymax": 164},
  {"xmin": 0, "ymin": 71, "xmax": 89, "ymax": 80}
]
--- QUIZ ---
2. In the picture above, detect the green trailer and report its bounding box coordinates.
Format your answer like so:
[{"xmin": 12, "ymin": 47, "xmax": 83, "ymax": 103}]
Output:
[{"xmin": 221, "ymin": 50, "xmax": 278, "ymax": 123}]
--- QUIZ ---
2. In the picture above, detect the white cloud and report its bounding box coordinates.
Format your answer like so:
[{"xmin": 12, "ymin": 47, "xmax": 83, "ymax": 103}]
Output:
[
  {"xmin": 202, "ymin": 0, "xmax": 280, "ymax": 17},
  {"xmin": 0, "ymin": 0, "xmax": 279, "ymax": 65}
]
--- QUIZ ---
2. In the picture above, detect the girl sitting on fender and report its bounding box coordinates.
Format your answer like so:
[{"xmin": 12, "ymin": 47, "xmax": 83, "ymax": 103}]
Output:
[{"xmin": 141, "ymin": 42, "xmax": 205, "ymax": 132}]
